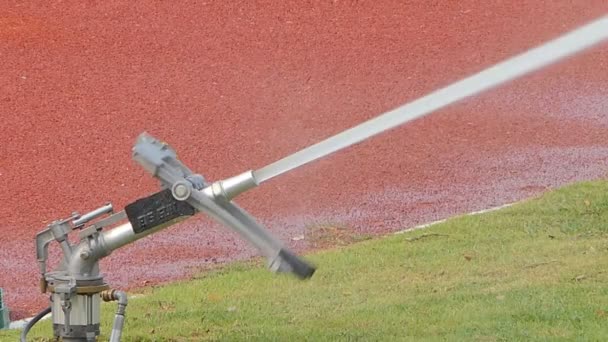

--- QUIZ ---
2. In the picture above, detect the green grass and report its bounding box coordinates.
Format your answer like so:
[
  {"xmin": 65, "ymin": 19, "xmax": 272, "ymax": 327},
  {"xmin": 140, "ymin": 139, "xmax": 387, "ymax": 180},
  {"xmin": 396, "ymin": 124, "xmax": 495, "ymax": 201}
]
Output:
[{"xmin": 4, "ymin": 180, "xmax": 608, "ymax": 341}]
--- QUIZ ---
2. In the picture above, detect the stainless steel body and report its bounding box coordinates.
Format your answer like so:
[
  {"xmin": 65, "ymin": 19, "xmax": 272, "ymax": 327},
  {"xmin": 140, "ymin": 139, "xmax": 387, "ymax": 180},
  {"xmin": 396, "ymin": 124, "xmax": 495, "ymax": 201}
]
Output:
[
  {"xmin": 51, "ymin": 294, "xmax": 101, "ymax": 326},
  {"xmin": 51, "ymin": 293, "xmax": 101, "ymax": 340}
]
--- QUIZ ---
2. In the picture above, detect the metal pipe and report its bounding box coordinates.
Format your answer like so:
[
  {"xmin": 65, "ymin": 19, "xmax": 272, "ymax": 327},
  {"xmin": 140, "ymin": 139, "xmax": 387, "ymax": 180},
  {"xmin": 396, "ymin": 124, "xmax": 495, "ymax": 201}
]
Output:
[
  {"xmin": 101, "ymin": 221, "xmax": 177, "ymax": 255},
  {"xmin": 73, "ymin": 204, "xmax": 113, "ymax": 227},
  {"xmin": 110, "ymin": 312, "xmax": 125, "ymax": 342},
  {"xmin": 101, "ymin": 290, "xmax": 128, "ymax": 342},
  {"xmin": 202, "ymin": 170, "xmax": 259, "ymax": 202},
  {"xmin": 100, "ymin": 222, "xmax": 139, "ymax": 253},
  {"xmin": 111, "ymin": 291, "xmax": 127, "ymax": 342}
]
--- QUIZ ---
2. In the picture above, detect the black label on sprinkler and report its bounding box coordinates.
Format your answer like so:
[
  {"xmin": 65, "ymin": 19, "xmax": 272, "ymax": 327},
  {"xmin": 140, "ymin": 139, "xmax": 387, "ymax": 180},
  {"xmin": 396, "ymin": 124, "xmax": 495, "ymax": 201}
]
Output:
[{"xmin": 125, "ymin": 189, "xmax": 196, "ymax": 234}]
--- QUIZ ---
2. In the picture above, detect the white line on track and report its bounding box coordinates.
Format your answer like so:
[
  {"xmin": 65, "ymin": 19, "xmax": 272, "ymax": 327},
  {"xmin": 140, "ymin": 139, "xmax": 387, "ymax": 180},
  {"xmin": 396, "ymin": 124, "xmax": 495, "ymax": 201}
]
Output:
[{"xmin": 395, "ymin": 202, "xmax": 515, "ymax": 234}]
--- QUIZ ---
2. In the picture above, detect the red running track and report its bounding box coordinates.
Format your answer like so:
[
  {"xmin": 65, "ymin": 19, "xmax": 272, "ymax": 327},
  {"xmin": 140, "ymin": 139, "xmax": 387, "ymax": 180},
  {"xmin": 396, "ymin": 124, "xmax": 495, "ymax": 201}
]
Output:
[{"xmin": 1, "ymin": 2, "xmax": 607, "ymax": 319}]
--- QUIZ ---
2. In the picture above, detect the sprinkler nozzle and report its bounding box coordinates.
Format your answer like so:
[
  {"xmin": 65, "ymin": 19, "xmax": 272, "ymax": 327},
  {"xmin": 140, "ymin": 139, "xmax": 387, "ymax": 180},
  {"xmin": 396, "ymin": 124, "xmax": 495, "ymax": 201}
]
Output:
[{"xmin": 203, "ymin": 170, "xmax": 258, "ymax": 202}]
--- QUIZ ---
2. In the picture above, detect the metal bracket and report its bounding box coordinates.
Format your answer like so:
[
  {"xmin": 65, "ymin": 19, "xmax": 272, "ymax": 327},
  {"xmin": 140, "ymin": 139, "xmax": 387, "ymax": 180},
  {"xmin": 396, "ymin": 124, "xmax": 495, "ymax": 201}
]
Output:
[
  {"xmin": 36, "ymin": 219, "xmax": 73, "ymax": 276},
  {"xmin": 78, "ymin": 211, "xmax": 127, "ymax": 240}
]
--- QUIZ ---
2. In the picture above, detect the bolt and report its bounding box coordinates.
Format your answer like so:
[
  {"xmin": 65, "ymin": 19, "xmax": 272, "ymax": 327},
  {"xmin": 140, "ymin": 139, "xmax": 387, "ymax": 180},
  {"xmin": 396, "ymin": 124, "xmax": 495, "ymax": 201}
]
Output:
[
  {"xmin": 80, "ymin": 249, "xmax": 91, "ymax": 260},
  {"xmin": 172, "ymin": 182, "xmax": 191, "ymax": 200},
  {"xmin": 175, "ymin": 184, "xmax": 188, "ymax": 197}
]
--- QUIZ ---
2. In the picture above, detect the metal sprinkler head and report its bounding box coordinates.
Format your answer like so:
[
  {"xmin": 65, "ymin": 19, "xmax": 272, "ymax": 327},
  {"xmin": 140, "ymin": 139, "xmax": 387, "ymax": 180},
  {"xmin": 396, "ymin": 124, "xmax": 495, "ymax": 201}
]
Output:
[{"xmin": 131, "ymin": 132, "xmax": 316, "ymax": 279}]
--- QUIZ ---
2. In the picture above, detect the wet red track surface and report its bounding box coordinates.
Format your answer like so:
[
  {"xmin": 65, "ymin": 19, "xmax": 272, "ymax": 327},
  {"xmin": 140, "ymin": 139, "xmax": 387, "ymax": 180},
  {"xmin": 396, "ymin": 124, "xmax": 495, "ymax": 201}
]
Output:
[{"xmin": 1, "ymin": 2, "xmax": 607, "ymax": 320}]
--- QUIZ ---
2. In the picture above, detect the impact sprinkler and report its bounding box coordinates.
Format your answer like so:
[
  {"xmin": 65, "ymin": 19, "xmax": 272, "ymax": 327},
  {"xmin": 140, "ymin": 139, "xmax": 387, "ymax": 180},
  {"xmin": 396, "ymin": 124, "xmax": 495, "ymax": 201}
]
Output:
[
  {"xmin": 23, "ymin": 15, "xmax": 607, "ymax": 342},
  {"xmin": 29, "ymin": 133, "xmax": 315, "ymax": 342}
]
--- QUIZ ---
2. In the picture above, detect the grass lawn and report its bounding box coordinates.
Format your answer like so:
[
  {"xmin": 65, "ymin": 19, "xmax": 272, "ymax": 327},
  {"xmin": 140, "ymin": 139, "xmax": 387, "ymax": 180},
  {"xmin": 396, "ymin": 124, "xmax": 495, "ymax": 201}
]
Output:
[{"xmin": 4, "ymin": 180, "xmax": 608, "ymax": 341}]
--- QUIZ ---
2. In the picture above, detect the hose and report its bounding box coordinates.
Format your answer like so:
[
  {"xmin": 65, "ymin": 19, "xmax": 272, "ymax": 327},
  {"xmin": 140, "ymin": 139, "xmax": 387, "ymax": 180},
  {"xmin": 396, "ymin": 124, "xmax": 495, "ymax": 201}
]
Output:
[
  {"xmin": 20, "ymin": 306, "xmax": 51, "ymax": 342},
  {"xmin": 101, "ymin": 289, "xmax": 128, "ymax": 342}
]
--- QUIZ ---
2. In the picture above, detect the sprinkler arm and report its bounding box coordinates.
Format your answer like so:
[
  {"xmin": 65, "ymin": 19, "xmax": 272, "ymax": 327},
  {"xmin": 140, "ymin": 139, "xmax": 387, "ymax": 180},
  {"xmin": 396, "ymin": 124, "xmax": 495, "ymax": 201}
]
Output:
[{"xmin": 128, "ymin": 133, "xmax": 315, "ymax": 279}]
